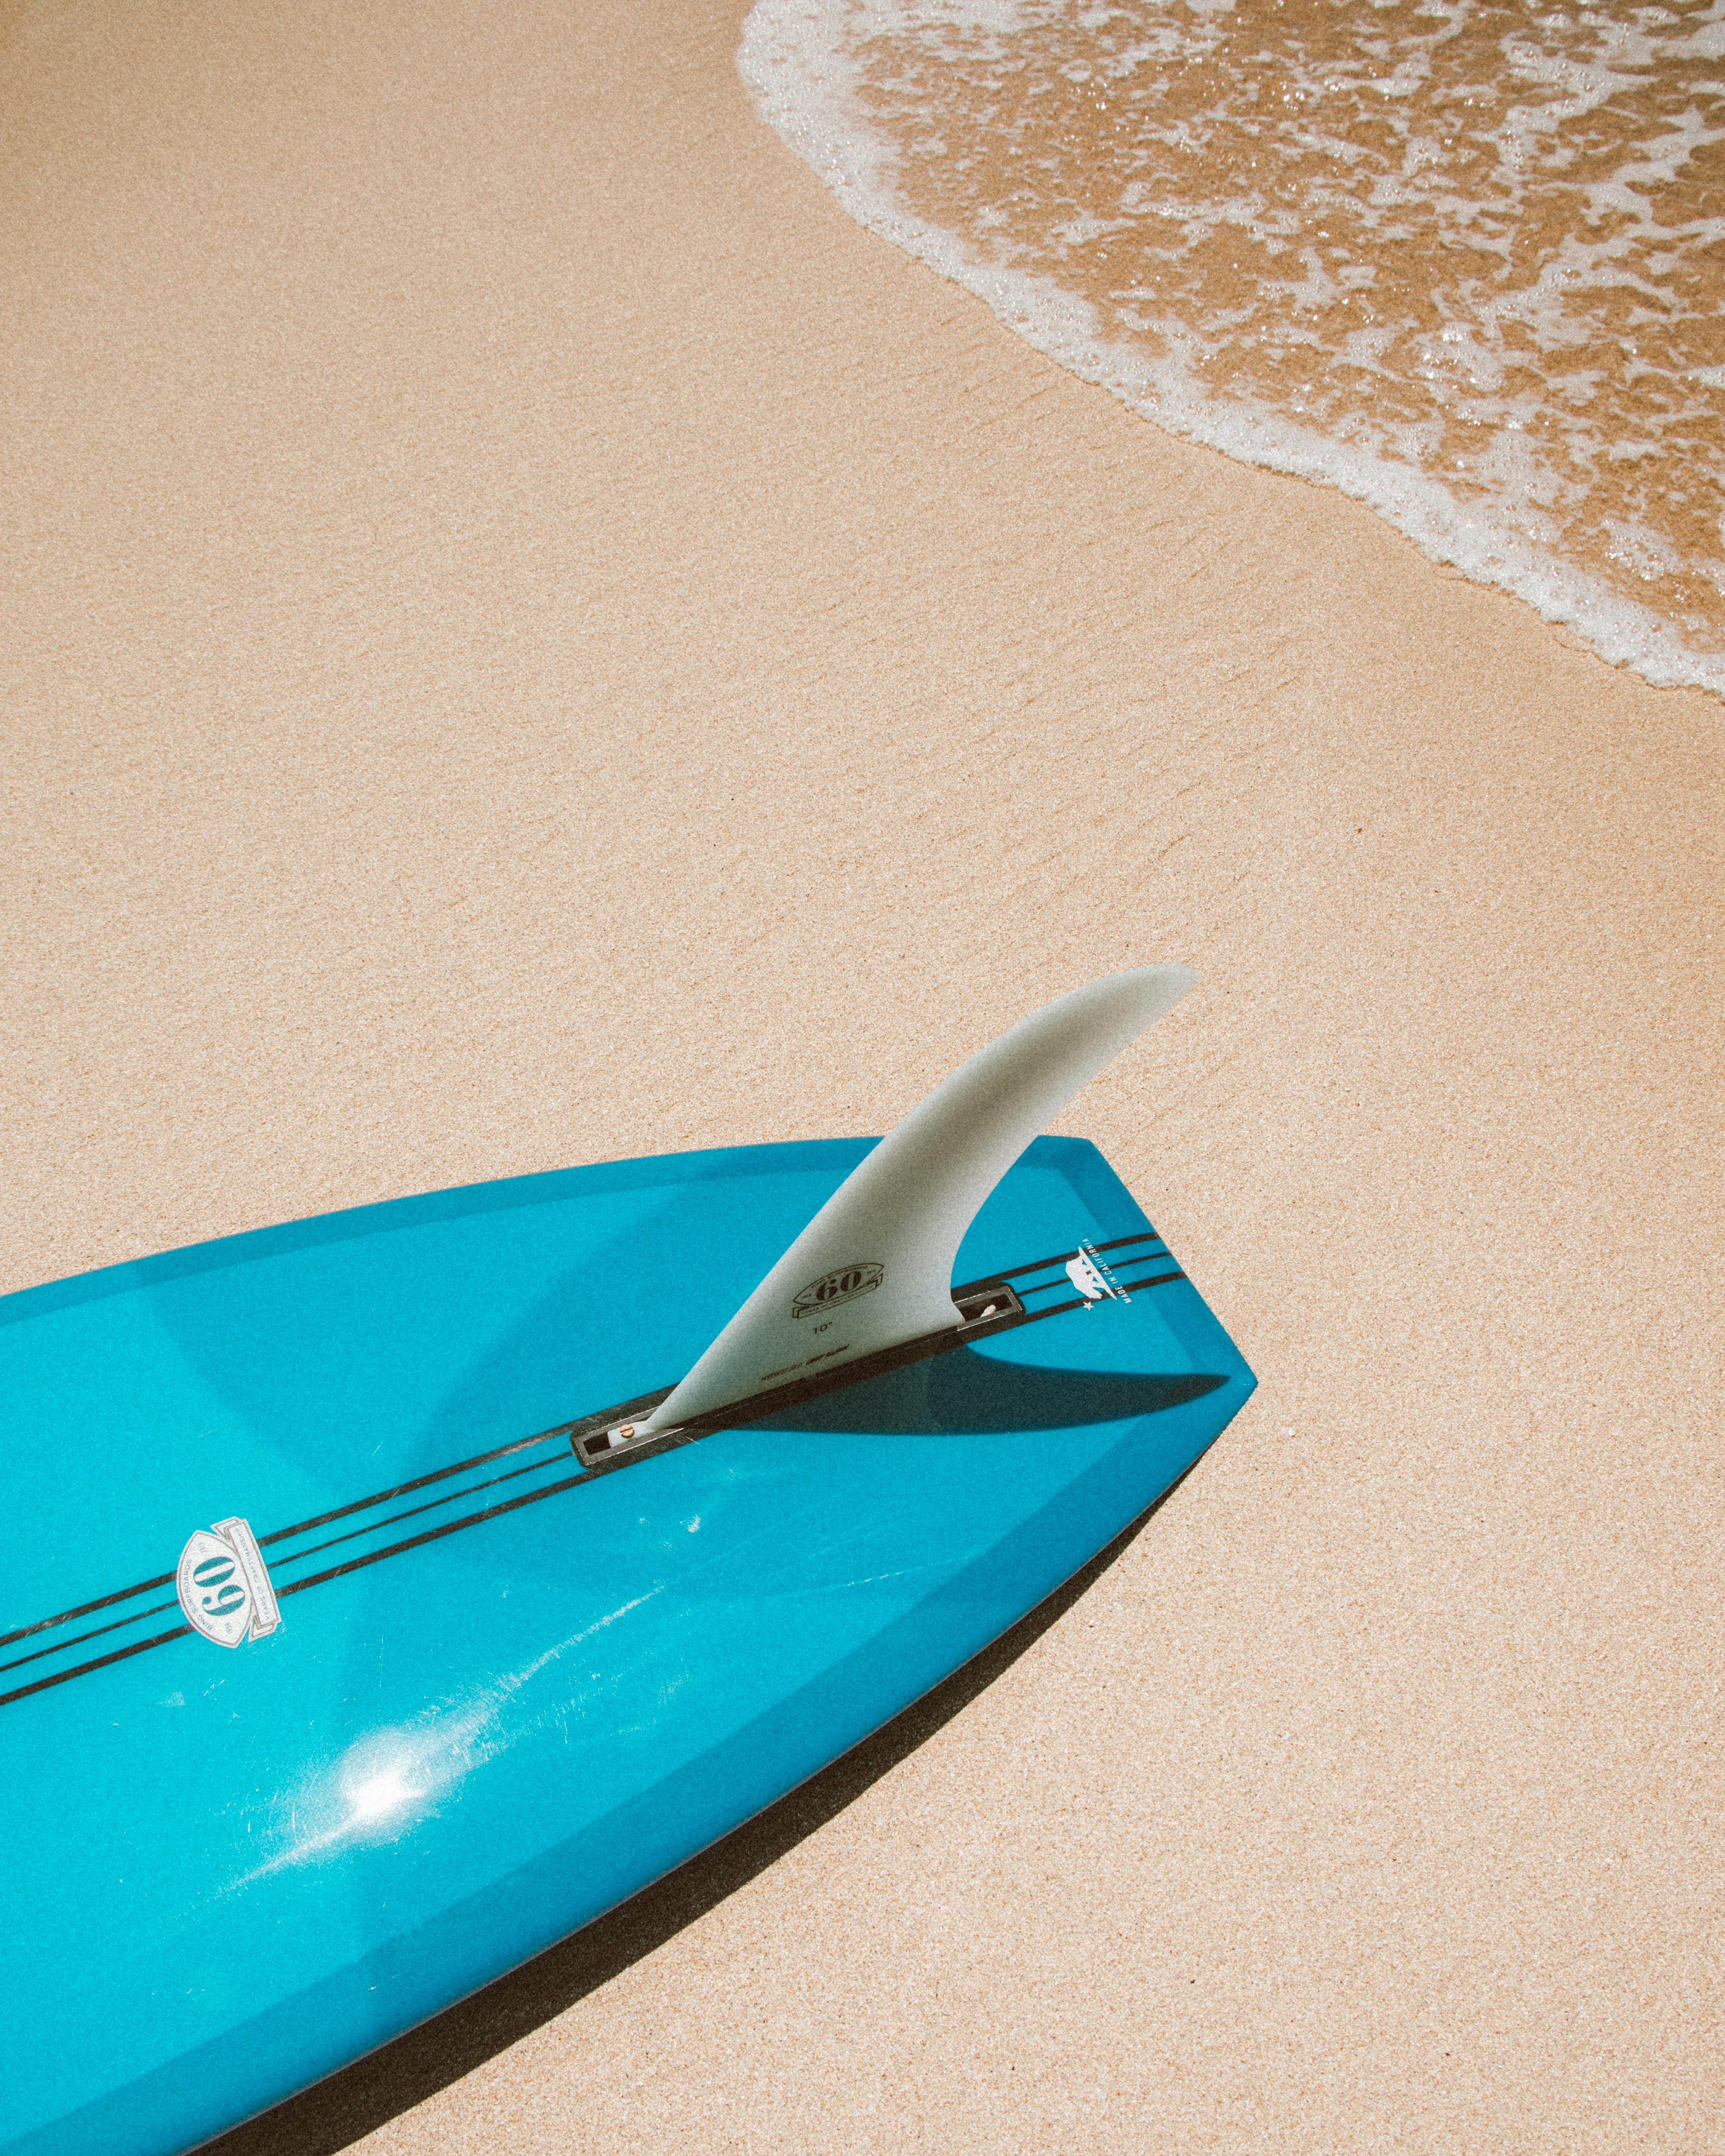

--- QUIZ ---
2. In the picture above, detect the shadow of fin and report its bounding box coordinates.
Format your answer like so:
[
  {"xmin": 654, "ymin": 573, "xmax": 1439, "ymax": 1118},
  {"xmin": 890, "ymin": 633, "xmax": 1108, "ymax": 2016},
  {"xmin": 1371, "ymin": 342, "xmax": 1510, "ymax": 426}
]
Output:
[{"xmin": 748, "ymin": 1346, "xmax": 1228, "ymax": 1436}]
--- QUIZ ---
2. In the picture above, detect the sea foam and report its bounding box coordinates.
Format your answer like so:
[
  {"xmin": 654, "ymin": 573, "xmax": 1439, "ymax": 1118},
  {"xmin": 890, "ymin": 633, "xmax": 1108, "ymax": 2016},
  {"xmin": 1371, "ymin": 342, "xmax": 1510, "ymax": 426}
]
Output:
[{"xmin": 740, "ymin": 0, "xmax": 1725, "ymax": 699}]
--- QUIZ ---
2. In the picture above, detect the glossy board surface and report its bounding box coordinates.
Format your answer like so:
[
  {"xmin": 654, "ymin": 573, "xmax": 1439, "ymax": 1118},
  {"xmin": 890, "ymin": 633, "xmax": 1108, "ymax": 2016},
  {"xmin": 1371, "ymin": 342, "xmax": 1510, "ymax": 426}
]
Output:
[{"xmin": 0, "ymin": 1136, "xmax": 1254, "ymax": 2156}]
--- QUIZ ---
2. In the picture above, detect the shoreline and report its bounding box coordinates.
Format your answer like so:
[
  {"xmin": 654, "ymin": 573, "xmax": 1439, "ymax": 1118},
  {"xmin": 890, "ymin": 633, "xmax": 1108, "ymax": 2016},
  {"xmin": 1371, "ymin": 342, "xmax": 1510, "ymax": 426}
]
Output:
[
  {"xmin": 4, "ymin": 1, "xmax": 1721, "ymax": 2151},
  {"xmin": 739, "ymin": 0, "xmax": 1725, "ymax": 704}
]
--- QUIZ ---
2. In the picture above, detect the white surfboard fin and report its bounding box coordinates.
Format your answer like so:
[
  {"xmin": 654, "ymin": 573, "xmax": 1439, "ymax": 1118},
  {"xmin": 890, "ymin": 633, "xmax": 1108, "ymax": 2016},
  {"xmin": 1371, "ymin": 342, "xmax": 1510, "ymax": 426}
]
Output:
[{"xmin": 602, "ymin": 965, "xmax": 1196, "ymax": 1448}]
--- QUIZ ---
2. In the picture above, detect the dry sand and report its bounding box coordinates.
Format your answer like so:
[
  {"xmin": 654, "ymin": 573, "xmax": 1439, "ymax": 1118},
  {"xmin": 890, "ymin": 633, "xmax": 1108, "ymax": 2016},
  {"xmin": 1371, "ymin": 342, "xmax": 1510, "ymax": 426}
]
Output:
[{"xmin": 3, "ymin": 0, "xmax": 1721, "ymax": 2150}]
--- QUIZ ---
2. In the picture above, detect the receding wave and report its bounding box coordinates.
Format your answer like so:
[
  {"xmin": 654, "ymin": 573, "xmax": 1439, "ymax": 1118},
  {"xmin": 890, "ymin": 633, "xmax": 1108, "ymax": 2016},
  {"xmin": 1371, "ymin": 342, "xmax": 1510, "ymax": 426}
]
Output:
[{"xmin": 741, "ymin": 0, "xmax": 1725, "ymax": 698}]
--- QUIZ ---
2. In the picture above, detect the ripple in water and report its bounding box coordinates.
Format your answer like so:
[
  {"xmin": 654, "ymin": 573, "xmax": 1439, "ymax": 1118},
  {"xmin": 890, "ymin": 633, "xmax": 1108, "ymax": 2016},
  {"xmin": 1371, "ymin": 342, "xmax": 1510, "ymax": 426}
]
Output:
[{"xmin": 742, "ymin": 0, "xmax": 1725, "ymax": 696}]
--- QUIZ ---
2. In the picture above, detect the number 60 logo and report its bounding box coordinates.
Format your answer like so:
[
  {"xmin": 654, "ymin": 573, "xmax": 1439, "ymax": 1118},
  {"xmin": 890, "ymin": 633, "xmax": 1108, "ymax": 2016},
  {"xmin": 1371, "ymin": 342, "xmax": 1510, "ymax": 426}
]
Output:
[{"xmin": 175, "ymin": 1517, "xmax": 282, "ymax": 1650}]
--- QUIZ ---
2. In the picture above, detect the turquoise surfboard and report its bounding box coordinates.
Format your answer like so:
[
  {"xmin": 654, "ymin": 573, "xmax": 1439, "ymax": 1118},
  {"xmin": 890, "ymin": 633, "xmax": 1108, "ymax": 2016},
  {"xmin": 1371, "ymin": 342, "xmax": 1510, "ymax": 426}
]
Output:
[{"xmin": 0, "ymin": 972, "xmax": 1255, "ymax": 2156}]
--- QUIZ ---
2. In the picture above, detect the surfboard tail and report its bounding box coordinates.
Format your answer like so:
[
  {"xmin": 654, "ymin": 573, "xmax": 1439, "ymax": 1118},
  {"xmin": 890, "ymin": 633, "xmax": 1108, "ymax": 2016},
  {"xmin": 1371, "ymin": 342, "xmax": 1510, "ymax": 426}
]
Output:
[{"xmin": 621, "ymin": 965, "xmax": 1196, "ymax": 1443}]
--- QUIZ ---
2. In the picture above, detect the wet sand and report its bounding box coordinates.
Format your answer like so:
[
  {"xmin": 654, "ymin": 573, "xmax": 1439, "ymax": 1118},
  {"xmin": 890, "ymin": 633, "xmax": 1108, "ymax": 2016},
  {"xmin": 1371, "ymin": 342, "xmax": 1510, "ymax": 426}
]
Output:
[
  {"xmin": 743, "ymin": 0, "xmax": 1725, "ymax": 691},
  {"xmin": 3, "ymin": 0, "xmax": 1721, "ymax": 2150}
]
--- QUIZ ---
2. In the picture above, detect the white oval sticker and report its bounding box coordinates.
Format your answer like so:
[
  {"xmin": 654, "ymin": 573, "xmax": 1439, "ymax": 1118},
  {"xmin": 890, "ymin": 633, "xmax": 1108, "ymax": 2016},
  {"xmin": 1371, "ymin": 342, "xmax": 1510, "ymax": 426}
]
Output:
[{"xmin": 176, "ymin": 1528, "xmax": 253, "ymax": 1648}]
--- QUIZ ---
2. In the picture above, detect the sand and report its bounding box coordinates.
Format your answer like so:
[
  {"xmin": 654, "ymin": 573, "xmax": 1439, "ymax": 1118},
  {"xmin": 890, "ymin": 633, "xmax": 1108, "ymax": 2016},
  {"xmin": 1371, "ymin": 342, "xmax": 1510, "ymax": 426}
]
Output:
[{"xmin": 3, "ymin": 0, "xmax": 1721, "ymax": 2150}]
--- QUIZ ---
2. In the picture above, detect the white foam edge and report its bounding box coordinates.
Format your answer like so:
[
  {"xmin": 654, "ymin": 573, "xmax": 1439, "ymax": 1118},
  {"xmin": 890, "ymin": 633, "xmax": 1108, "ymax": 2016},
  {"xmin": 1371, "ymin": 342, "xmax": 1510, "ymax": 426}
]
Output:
[{"xmin": 738, "ymin": 0, "xmax": 1725, "ymax": 702}]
